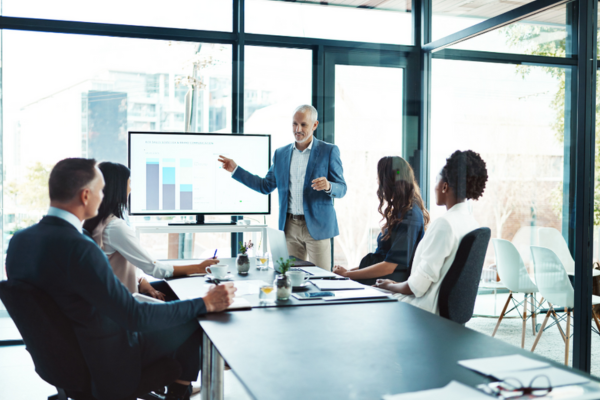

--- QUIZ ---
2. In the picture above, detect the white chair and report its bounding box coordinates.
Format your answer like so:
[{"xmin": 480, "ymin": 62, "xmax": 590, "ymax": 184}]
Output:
[
  {"xmin": 492, "ymin": 239, "xmax": 541, "ymax": 348},
  {"xmin": 538, "ymin": 227, "xmax": 600, "ymax": 277},
  {"xmin": 530, "ymin": 246, "xmax": 600, "ymax": 365}
]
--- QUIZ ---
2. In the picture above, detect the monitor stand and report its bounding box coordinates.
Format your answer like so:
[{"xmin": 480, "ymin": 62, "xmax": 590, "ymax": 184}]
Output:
[{"xmin": 168, "ymin": 214, "xmax": 236, "ymax": 226}]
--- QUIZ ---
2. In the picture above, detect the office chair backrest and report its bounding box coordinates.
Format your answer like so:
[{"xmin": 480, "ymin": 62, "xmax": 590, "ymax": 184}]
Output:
[
  {"xmin": 538, "ymin": 228, "xmax": 575, "ymax": 275},
  {"xmin": 0, "ymin": 279, "xmax": 89, "ymax": 392},
  {"xmin": 493, "ymin": 238, "xmax": 538, "ymax": 293},
  {"xmin": 530, "ymin": 246, "xmax": 574, "ymax": 308},
  {"xmin": 439, "ymin": 227, "xmax": 491, "ymax": 324}
]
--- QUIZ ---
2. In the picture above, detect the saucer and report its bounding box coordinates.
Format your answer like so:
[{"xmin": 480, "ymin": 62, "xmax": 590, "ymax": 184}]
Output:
[
  {"xmin": 292, "ymin": 281, "xmax": 311, "ymax": 289},
  {"xmin": 206, "ymin": 273, "xmax": 234, "ymax": 282}
]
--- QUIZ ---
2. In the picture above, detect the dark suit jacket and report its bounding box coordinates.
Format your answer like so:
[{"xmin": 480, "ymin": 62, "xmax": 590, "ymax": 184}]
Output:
[{"xmin": 6, "ymin": 216, "xmax": 207, "ymax": 400}]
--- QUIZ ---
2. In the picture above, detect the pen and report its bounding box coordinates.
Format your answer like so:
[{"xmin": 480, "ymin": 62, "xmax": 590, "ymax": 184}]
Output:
[{"xmin": 213, "ymin": 249, "xmax": 218, "ymax": 259}]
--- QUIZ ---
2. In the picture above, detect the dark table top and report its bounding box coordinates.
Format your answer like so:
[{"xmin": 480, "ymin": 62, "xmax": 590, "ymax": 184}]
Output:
[
  {"xmin": 166, "ymin": 258, "xmax": 395, "ymax": 308},
  {"xmin": 199, "ymin": 301, "xmax": 596, "ymax": 400}
]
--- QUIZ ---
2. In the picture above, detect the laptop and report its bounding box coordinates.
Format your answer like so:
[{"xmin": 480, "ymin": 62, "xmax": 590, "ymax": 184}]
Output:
[{"xmin": 267, "ymin": 228, "xmax": 339, "ymax": 279}]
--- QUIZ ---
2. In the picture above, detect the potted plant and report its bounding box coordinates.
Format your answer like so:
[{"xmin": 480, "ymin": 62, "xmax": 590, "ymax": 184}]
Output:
[
  {"xmin": 237, "ymin": 240, "xmax": 253, "ymax": 275},
  {"xmin": 274, "ymin": 257, "xmax": 295, "ymax": 301}
]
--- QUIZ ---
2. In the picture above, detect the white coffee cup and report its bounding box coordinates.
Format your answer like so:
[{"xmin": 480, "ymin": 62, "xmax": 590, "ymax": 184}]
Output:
[
  {"xmin": 287, "ymin": 270, "xmax": 309, "ymax": 287},
  {"xmin": 206, "ymin": 265, "xmax": 229, "ymax": 279}
]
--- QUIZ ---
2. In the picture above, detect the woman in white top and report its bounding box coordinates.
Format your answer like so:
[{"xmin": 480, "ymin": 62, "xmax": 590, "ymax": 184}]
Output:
[
  {"xmin": 376, "ymin": 150, "xmax": 488, "ymax": 314},
  {"xmin": 83, "ymin": 162, "xmax": 219, "ymax": 300}
]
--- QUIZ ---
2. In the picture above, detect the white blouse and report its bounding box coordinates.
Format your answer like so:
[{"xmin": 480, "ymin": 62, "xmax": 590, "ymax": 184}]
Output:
[
  {"xmin": 102, "ymin": 218, "xmax": 174, "ymax": 279},
  {"xmin": 395, "ymin": 202, "xmax": 479, "ymax": 315}
]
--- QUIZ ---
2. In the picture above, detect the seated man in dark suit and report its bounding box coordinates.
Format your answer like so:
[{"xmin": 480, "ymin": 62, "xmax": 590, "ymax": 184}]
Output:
[{"xmin": 5, "ymin": 158, "xmax": 236, "ymax": 400}]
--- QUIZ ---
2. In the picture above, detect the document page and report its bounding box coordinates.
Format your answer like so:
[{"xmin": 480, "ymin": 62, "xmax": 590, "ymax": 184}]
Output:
[
  {"xmin": 312, "ymin": 279, "xmax": 367, "ymax": 291},
  {"xmin": 382, "ymin": 381, "xmax": 490, "ymax": 400},
  {"xmin": 459, "ymin": 354, "xmax": 549, "ymax": 376}
]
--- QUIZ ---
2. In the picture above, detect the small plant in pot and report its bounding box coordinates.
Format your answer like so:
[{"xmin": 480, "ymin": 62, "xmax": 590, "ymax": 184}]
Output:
[
  {"xmin": 274, "ymin": 257, "xmax": 295, "ymax": 301},
  {"xmin": 237, "ymin": 240, "xmax": 253, "ymax": 275}
]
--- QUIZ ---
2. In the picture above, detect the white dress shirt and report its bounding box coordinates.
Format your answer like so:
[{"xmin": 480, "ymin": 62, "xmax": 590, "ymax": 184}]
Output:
[
  {"xmin": 47, "ymin": 207, "xmax": 83, "ymax": 233},
  {"xmin": 288, "ymin": 139, "xmax": 314, "ymax": 215},
  {"xmin": 101, "ymin": 217, "xmax": 174, "ymax": 279},
  {"xmin": 395, "ymin": 202, "xmax": 479, "ymax": 314}
]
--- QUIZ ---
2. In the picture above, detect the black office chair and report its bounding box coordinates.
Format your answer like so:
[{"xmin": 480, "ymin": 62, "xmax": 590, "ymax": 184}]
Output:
[
  {"xmin": 438, "ymin": 227, "xmax": 491, "ymax": 325},
  {"xmin": 0, "ymin": 279, "xmax": 181, "ymax": 400}
]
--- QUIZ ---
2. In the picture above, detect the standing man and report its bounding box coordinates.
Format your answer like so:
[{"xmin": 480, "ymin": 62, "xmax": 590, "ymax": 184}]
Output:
[{"xmin": 218, "ymin": 105, "xmax": 346, "ymax": 270}]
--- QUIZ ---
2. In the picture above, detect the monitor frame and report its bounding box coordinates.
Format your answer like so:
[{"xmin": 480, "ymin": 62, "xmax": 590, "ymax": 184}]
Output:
[{"xmin": 127, "ymin": 131, "xmax": 271, "ymax": 217}]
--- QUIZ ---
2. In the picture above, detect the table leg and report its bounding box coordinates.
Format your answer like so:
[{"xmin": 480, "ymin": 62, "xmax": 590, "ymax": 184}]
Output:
[
  {"xmin": 262, "ymin": 228, "xmax": 268, "ymax": 254},
  {"xmin": 210, "ymin": 343, "xmax": 225, "ymax": 400},
  {"xmin": 201, "ymin": 331, "xmax": 212, "ymax": 400}
]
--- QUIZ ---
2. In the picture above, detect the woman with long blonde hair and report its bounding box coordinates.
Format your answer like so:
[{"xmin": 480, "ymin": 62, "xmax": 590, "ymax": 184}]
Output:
[{"xmin": 333, "ymin": 156, "xmax": 429, "ymax": 285}]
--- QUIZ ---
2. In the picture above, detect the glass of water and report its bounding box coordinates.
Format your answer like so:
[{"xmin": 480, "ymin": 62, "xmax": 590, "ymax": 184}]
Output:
[
  {"xmin": 258, "ymin": 284, "xmax": 275, "ymax": 304},
  {"xmin": 256, "ymin": 252, "xmax": 270, "ymax": 271}
]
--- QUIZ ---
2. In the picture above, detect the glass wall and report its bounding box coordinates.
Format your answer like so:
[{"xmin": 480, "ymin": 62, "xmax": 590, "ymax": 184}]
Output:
[
  {"xmin": 333, "ymin": 65, "xmax": 404, "ymax": 268},
  {"xmin": 433, "ymin": 0, "xmax": 536, "ymax": 41},
  {"xmin": 243, "ymin": 46, "xmax": 312, "ymax": 237},
  {"xmin": 448, "ymin": 6, "xmax": 568, "ymax": 57},
  {"xmin": 2, "ymin": 31, "xmax": 232, "ymax": 261},
  {"xmin": 246, "ymin": 0, "xmax": 412, "ymax": 45},
  {"xmin": 2, "ymin": 0, "xmax": 232, "ymax": 31},
  {"xmin": 430, "ymin": 59, "xmax": 566, "ymax": 272}
]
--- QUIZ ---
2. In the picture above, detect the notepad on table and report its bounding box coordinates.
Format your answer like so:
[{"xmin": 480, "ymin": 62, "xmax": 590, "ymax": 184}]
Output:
[
  {"xmin": 458, "ymin": 354, "xmax": 549, "ymax": 376},
  {"xmin": 382, "ymin": 381, "xmax": 490, "ymax": 400},
  {"xmin": 311, "ymin": 279, "xmax": 367, "ymax": 291}
]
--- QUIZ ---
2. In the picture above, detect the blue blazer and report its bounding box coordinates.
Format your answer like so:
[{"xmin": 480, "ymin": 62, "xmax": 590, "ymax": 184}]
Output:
[
  {"xmin": 6, "ymin": 216, "xmax": 207, "ymax": 400},
  {"xmin": 233, "ymin": 138, "xmax": 347, "ymax": 241}
]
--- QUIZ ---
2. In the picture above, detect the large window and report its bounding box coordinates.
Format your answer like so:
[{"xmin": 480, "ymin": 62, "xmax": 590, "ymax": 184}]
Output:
[
  {"xmin": 432, "ymin": 0, "xmax": 536, "ymax": 41},
  {"xmin": 430, "ymin": 59, "xmax": 567, "ymax": 272},
  {"xmin": 448, "ymin": 6, "xmax": 568, "ymax": 57},
  {"xmin": 246, "ymin": 0, "xmax": 412, "ymax": 45},
  {"xmin": 2, "ymin": 0, "xmax": 232, "ymax": 31},
  {"xmin": 333, "ymin": 65, "xmax": 404, "ymax": 268},
  {"xmin": 2, "ymin": 31, "xmax": 232, "ymax": 260},
  {"xmin": 243, "ymin": 46, "xmax": 312, "ymax": 236}
]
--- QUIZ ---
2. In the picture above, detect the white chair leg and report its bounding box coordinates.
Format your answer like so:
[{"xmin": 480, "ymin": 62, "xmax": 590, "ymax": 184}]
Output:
[{"xmin": 492, "ymin": 292, "xmax": 512, "ymax": 337}]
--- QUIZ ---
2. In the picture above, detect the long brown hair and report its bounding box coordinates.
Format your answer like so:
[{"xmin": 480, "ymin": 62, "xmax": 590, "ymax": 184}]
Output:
[{"xmin": 377, "ymin": 156, "xmax": 430, "ymax": 240}]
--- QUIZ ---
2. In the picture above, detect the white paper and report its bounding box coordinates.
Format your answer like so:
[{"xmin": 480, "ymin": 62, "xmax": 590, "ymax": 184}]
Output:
[
  {"xmin": 230, "ymin": 280, "xmax": 268, "ymax": 297},
  {"xmin": 300, "ymin": 266, "xmax": 338, "ymax": 278},
  {"xmin": 167, "ymin": 277, "xmax": 267, "ymax": 299},
  {"xmin": 312, "ymin": 279, "xmax": 366, "ymax": 291},
  {"xmin": 382, "ymin": 381, "xmax": 490, "ymax": 400},
  {"xmin": 493, "ymin": 366, "xmax": 590, "ymax": 388},
  {"xmin": 324, "ymin": 288, "xmax": 390, "ymax": 301},
  {"xmin": 458, "ymin": 355, "xmax": 549, "ymax": 376}
]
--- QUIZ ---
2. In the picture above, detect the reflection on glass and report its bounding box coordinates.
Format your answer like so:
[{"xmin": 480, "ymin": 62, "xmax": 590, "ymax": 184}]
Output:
[
  {"xmin": 246, "ymin": 0, "xmax": 412, "ymax": 45},
  {"xmin": 3, "ymin": 31, "xmax": 232, "ymax": 251},
  {"xmin": 432, "ymin": 0, "xmax": 536, "ymax": 41},
  {"xmin": 431, "ymin": 59, "xmax": 566, "ymax": 272},
  {"xmin": 3, "ymin": 0, "xmax": 232, "ymax": 31},
  {"xmin": 333, "ymin": 65, "xmax": 403, "ymax": 268},
  {"xmin": 243, "ymin": 46, "xmax": 312, "ymax": 233},
  {"xmin": 447, "ymin": 6, "xmax": 568, "ymax": 57}
]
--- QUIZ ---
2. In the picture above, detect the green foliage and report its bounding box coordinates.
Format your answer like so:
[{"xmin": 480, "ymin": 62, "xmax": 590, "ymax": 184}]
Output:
[
  {"xmin": 276, "ymin": 257, "xmax": 295, "ymax": 276},
  {"xmin": 238, "ymin": 240, "xmax": 253, "ymax": 255},
  {"xmin": 502, "ymin": 25, "xmax": 600, "ymax": 224},
  {"xmin": 9, "ymin": 162, "xmax": 52, "ymax": 212}
]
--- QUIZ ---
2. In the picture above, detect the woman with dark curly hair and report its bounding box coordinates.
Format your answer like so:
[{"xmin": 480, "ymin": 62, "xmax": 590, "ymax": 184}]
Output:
[
  {"xmin": 376, "ymin": 150, "xmax": 488, "ymax": 314},
  {"xmin": 332, "ymin": 156, "xmax": 429, "ymax": 285}
]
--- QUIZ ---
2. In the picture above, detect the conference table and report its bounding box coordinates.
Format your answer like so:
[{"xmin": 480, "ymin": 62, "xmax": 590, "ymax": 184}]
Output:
[{"xmin": 166, "ymin": 258, "xmax": 599, "ymax": 400}]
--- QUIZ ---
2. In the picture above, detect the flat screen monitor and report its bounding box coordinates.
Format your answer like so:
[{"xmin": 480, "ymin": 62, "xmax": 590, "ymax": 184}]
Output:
[{"xmin": 128, "ymin": 132, "xmax": 271, "ymax": 216}]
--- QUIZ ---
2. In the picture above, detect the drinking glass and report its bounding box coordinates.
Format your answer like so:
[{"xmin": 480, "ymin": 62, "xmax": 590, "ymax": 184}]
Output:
[
  {"xmin": 258, "ymin": 284, "xmax": 275, "ymax": 304},
  {"xmin": 256, "ymin": 252, "xmax": 270, "ymax": 271}
]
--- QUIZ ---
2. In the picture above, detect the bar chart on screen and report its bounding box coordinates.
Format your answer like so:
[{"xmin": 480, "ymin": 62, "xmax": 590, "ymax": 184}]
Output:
[{"xmin": 130, "ymin": 132, "xmax": 271, "ymax": 215}]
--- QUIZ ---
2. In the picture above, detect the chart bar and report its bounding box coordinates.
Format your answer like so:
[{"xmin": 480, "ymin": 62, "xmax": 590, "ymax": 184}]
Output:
[
  {"xmin": 146, "ymin": 159, "xmax": 159, "ymax": 210},
  {"xmin": 180, "ymin": 159, "xmax": 193, "ymax": 210},
  {"xmin": 162, "ymin": 158, "xmax": 176, "ymax": 210}
]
